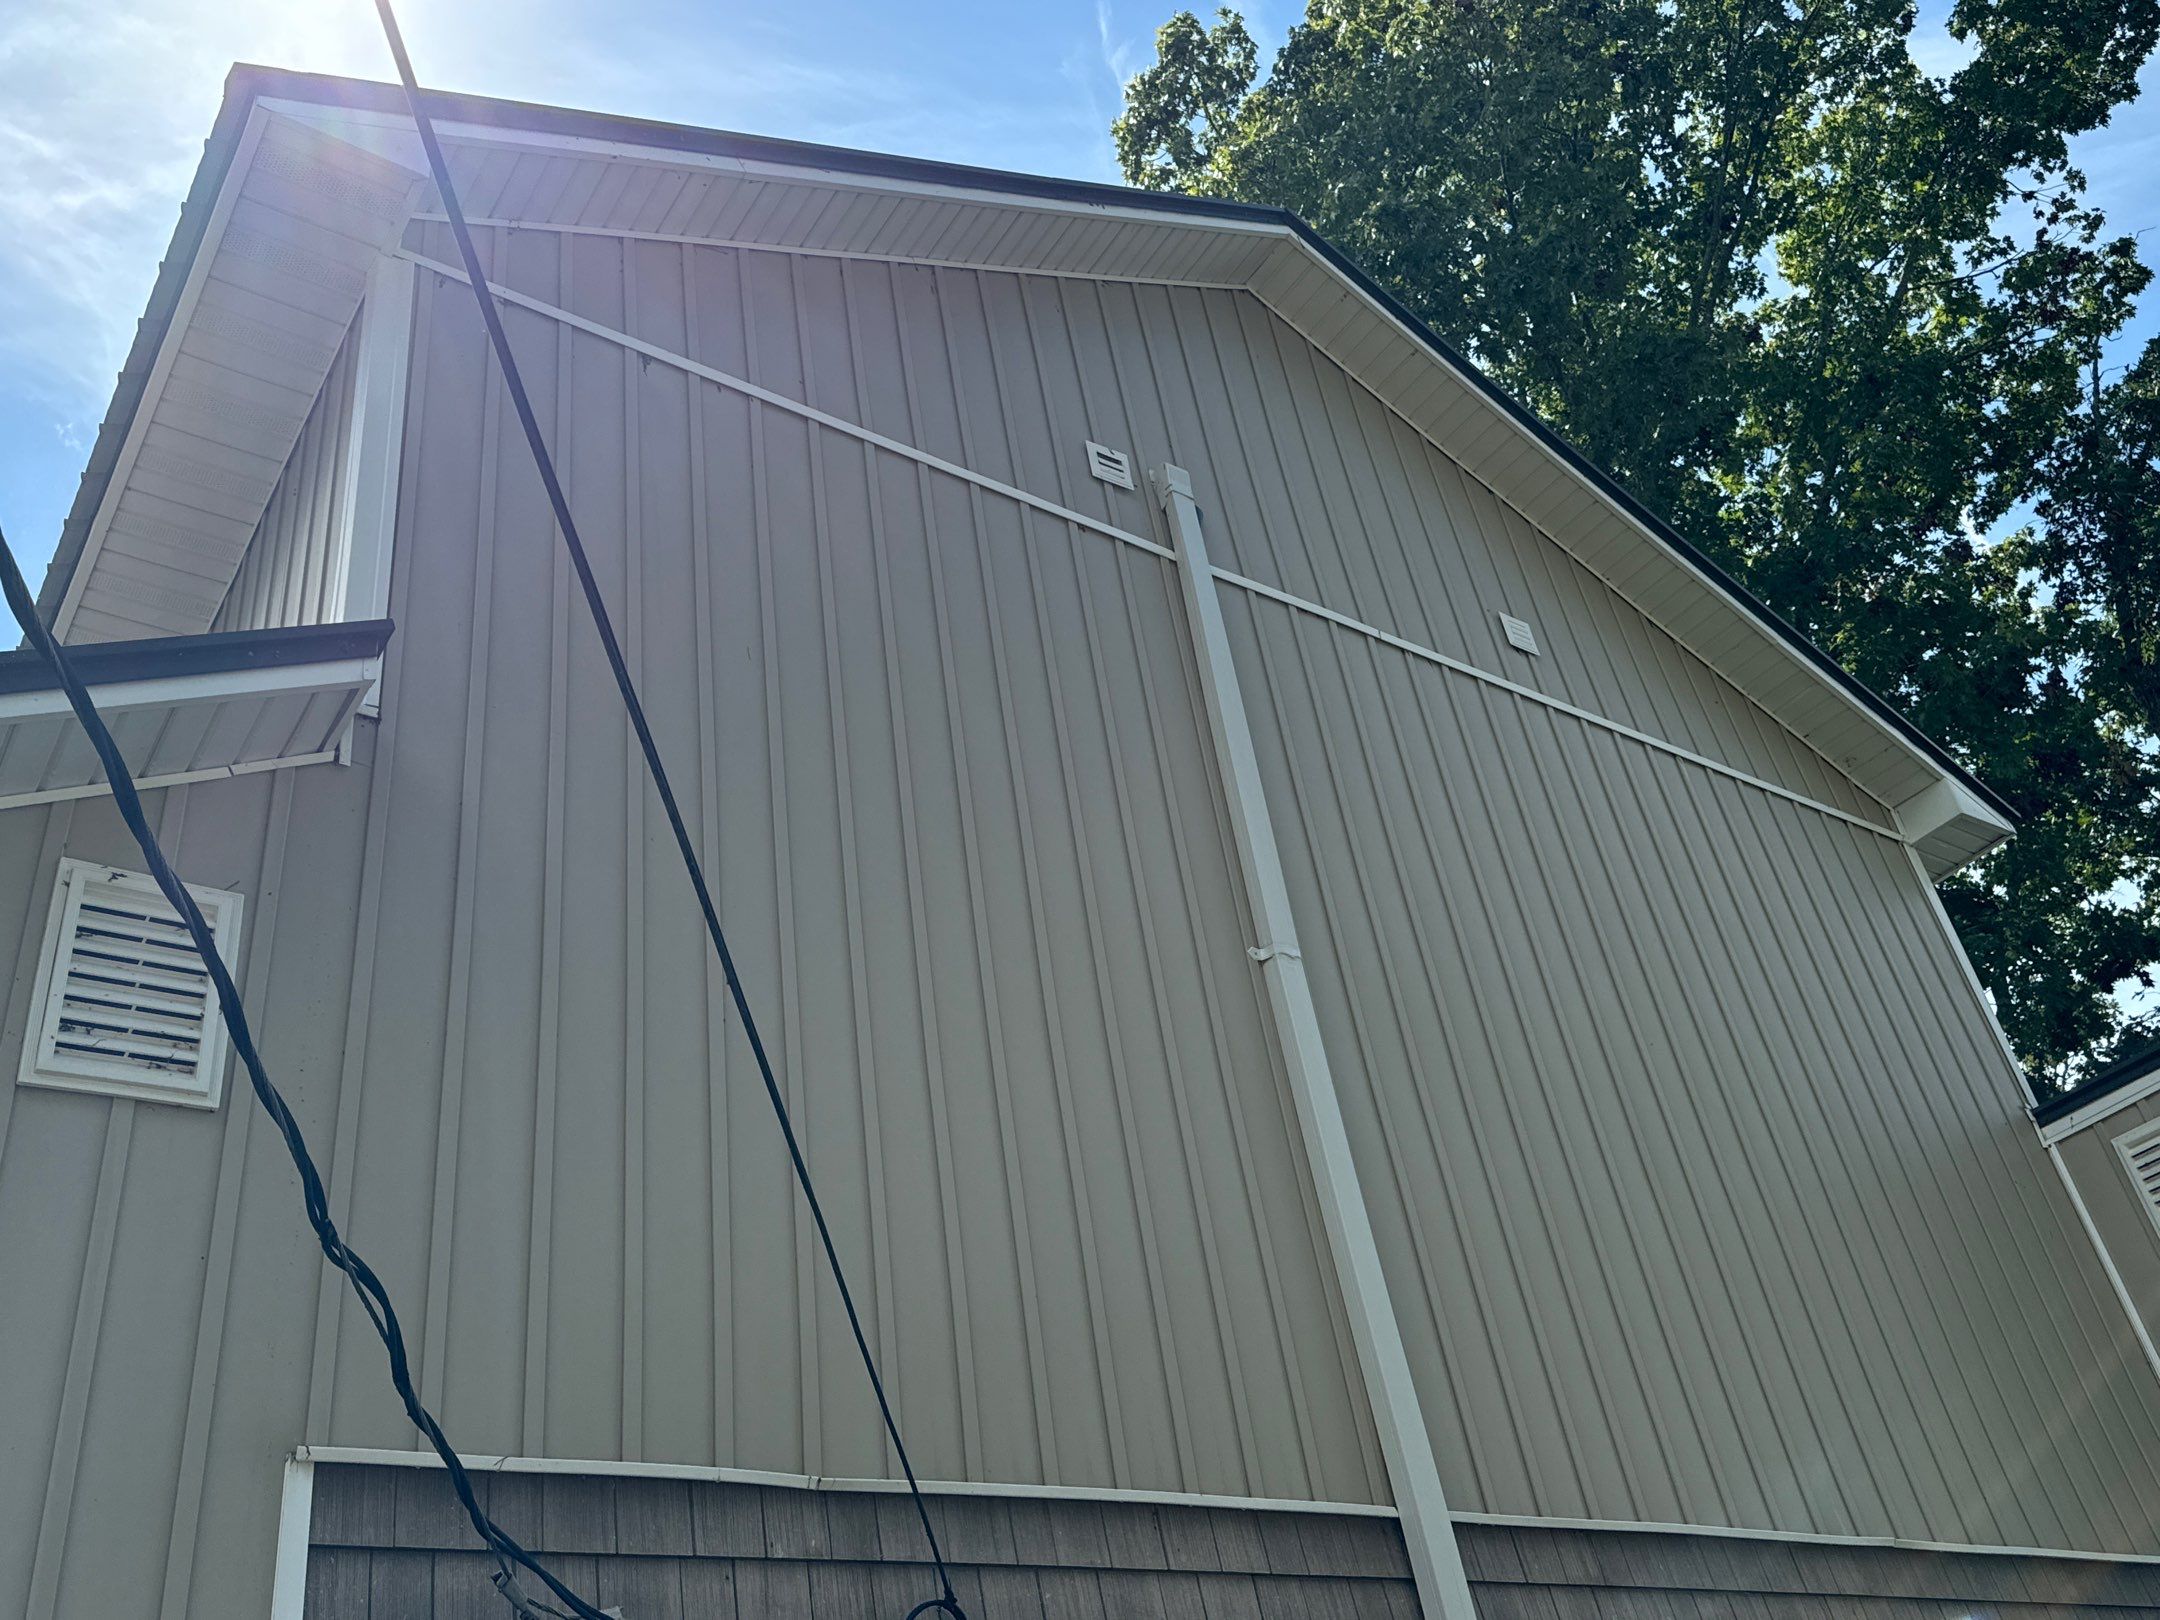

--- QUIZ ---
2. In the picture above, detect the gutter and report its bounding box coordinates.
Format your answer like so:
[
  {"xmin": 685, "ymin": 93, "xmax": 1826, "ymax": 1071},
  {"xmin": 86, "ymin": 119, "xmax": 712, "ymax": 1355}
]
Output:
[{"xmin": 0, "ymin": 619, "xmax": 396, "ymax": 697}]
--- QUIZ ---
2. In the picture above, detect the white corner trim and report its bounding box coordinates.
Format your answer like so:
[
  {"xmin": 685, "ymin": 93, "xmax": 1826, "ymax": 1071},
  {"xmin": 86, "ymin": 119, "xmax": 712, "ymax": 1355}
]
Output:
[
  {"xmin": 338, "ymin": 252, "xmax": 417, "ymax": 627},
  {"xmin": 53, "ymin": 108, "xmax": 270, "ymax": 641},
  {"xmin": 1154, "ymin": 462, "xmax": 1476, "ymax": 1620},
  {"xmin": 269, "ymin": 1454, "xmax": 316, "ymax": 1620},
  {"xmin": 291, "ymin": 1445, "xmax": 1398, "ymax": 1519}
]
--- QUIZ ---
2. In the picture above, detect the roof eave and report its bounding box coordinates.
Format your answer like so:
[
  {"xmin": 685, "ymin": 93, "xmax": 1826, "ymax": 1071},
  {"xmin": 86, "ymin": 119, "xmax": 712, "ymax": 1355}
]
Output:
[{"xmin": 50, "ymin": 63, "xmax": 2010, "ymax": 832}]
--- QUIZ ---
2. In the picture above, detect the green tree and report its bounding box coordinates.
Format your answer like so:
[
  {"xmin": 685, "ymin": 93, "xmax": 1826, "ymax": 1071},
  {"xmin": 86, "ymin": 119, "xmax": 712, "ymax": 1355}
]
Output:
[{"xmin": 1115, "ymin": 0, "xmax": 2160, "ymax": 1089}]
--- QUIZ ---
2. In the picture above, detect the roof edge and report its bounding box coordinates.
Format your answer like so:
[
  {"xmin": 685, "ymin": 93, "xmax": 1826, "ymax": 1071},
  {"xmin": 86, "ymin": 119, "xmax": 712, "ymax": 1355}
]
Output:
[
  {"xmin": 34, "ymin": 73, "xmax": 264, "ymax": 627},
  {"xmin": 55, "ymin": 62, "xmax": 2010, "ymax": 826},
  {"xmin": 0, "ymin": 619, "xmax": 396, "ymax": 698},
  {"xmin": 2034, "ymin": 1038, "xmax": 2160, "ymax": 1129}
]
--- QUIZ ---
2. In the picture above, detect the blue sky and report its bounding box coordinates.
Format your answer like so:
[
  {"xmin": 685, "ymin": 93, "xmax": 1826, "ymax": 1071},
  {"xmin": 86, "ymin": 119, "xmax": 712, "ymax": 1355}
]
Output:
[{"xmin": 1, "ymin": 0, "xmax": 2156, "ymax": 588}]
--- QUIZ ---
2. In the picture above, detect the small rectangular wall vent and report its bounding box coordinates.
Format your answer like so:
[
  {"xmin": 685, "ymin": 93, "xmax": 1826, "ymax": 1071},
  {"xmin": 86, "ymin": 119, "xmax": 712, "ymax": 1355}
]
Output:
[
  {"xmin": 2117, "ymin": 1118, "xmax": 2160, "ymax": 1239},
  {"xmin": 1086, "ymin": 441, "xmax": 1135, "ymax": 490},
  {"xmin": 1498, "ymin": 612, "xmax": 1540, "ymax": 656},
  {"xmin": 17, "ymin": 859, "xmax": 244, "ymax": 1109}
]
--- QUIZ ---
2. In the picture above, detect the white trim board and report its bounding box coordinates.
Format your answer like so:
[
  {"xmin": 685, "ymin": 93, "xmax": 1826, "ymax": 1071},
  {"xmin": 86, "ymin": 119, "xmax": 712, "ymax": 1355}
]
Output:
[
  {"xmin": 268, "ymin": 1456, "xmax": 315, "ymax": 1620},
  {"xmin": 286, "ymin": 1445, "xmax": 2160, "ymax": 1569},
  {"xmin": 401, "ymin": 249, "xmax": 1900, "ymax": 847},
  {"xmin": 290, "ymin": 1445, "xmax": 1397, "ymax": 1518},
  {"xmin": 1451, "ymin": 1509, "xmax": 2160, "ymax": 1569},
  {"xmin": 0, "ymin": 747, "xmax": 344, "ymax": 814}
]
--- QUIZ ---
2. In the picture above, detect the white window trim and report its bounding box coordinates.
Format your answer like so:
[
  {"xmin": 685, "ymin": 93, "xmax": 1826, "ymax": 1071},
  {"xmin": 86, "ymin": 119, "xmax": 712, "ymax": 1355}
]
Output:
[{"xmin": 15, "ymin": 857, "xmax": 245, "ymax": 1110}]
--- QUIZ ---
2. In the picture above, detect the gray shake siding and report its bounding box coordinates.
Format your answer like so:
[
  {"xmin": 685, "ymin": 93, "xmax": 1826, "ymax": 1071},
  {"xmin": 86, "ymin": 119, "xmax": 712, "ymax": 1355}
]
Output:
[
  {"xmin": 298, "ymin": 1464, "xmax": 2160, "ymax": 1619},
  {"xmin": 4, "ymin": 106, "xmax": 2158, "ymax": 1613}
]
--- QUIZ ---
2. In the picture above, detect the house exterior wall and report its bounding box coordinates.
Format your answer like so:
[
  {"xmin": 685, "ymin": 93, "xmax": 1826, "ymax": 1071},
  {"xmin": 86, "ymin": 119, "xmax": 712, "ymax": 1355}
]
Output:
[
  {"xmin": 6, "ymin": 232, "xmax": 2160, "ymax": 1619},
  {"xmin": 2057, "ymin": 1093, "xmax": 2160, "ymax": 1352}
]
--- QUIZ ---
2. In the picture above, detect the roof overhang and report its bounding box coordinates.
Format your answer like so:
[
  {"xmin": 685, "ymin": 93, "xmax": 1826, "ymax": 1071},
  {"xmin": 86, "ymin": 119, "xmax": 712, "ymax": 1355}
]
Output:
[
  {"xmin": 0, "ymin": 620, "xmax": 394, "ymax": 810},
  {"xmin": 37, "ymin": 99, "xmax": 423, "ymax": 645},
  {"xmin": 2035, "ymin": 1039, "xmax": 2160, "ymax": 1141},
  {"xmin": 40, "ymin": 64, "xmax": 2013, "ymax": 872}
]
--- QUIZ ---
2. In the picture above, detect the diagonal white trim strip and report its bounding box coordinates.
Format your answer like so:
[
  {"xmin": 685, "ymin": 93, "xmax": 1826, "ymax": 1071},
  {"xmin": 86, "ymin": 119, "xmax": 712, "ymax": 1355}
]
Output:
[
  {"xmin": 1218, "ymin": 565, "xmax": 1900, "ymax": 840},
  {"xmin": 399, "ymin": 246, "xmax": 1895, "ymax": 843},
  {"xmin": 397, "ymin": 248, "xmax": 1174, "ymax": 559},
  {"xmin": 2042, "ymin": 1071, "xmax": 2160, "ymax": 1145}
]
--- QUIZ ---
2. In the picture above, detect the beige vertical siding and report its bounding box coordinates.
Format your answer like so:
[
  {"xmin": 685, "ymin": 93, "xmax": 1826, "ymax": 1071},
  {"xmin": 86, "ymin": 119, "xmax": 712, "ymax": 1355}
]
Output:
[
  {"xmin": 0, "ymin": 237, "xmax": 1388, "ymax": 1618},
  {"xmin": 2058, "ymin": 1094, "xmax": 2160, "ymax": 1343},
  {"xmin": 440, "ymin": 226, "xmax": 1886, "ymax": 827},
  {"xmin": 1224, "ymin": 580, "xmax": 2160, "ymax": 1549},
  {"xmin": 212, "ymin": 317, "xmax": 360, "ymax": 631},
  {"xmin": 8, "ymin": 227, "xmax": 2160, "ymax": 1620}
]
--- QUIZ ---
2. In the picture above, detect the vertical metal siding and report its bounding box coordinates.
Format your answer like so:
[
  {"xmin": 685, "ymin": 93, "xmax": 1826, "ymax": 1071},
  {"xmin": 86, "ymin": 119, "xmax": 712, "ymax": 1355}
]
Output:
[
  {"xmin": 448, "ymin": 226, "xmax": 1882, "ymax": 826},
  {"xmin": 1224, "ymin": 582, "xmax": 2160, "ymax": 1549},
  {"xmin": 9, "ymin": 230, "xmax": 2160, "ymax": 1620},
  {"xmin": 211, "ymin": 317, "xmax": 361, "ymax": 631}
]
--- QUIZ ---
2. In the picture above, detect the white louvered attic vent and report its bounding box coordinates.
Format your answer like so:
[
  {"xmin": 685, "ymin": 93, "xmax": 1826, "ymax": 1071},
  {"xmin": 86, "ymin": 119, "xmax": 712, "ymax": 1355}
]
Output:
[
  {"xmin": 2117, "ymin": 1118, "xmax": 2160, "ymax": 1240},
  {"xmin": 16, "ymin": 859, "xmax": 245, "ymax": 1109},
  {"xmin": 1086, "ymin": 441, "xmax": 1135, "ymax": 490},
  {"xmin": 1498, "ymin": 612, "xmax": 1541, "ymax": 656}
]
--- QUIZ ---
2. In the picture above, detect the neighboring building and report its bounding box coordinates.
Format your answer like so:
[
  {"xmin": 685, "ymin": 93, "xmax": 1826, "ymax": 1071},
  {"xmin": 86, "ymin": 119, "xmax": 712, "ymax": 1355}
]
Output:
[{"xmin": 7, "ymin": 64, "xmax": 2160, "ymax": 1620}]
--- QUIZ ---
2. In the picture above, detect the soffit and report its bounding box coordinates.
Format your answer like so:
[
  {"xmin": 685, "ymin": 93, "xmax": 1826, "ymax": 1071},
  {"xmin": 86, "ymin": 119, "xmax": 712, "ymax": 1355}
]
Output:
[{"xmin": 49, "ymin": 112, "xmax": 423, "ymax": 646}]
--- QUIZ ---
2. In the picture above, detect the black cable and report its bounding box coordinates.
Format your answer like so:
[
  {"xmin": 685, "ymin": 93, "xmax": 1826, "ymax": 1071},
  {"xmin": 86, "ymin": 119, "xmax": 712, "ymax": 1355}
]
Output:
[
  {"xmin": 367, "ymin": 5, "xmax": 966, "ymax": 1617},
  {"xmin": 0, "ymin": 526, "xmax": 608, "ymax": 1620}
]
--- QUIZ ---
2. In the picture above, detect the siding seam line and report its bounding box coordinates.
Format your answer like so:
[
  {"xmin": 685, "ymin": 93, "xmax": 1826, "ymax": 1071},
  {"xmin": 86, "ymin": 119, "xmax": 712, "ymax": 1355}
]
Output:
[{"xmin": 838, "ymin": 258, "xmax": 983, "ymax": 1477}]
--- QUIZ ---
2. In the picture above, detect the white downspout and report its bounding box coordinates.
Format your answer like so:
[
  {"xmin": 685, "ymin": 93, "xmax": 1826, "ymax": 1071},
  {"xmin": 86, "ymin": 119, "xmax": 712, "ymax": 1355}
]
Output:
[{"xmin": 1154, "ymin": 463, "xmax": 1477, "ymax": 1620}]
